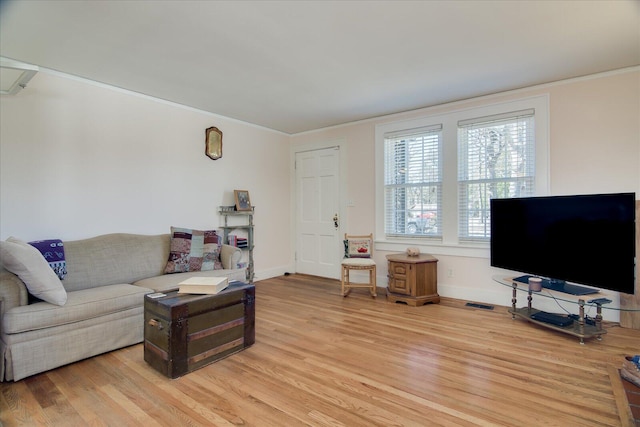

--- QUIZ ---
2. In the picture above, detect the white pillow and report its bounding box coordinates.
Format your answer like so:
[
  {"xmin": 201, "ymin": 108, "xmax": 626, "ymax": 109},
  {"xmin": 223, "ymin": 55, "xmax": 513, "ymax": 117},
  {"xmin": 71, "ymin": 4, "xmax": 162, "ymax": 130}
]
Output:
[{"xmin": 0, "ymin": 237, "xmax": 67, "ymax": 306}]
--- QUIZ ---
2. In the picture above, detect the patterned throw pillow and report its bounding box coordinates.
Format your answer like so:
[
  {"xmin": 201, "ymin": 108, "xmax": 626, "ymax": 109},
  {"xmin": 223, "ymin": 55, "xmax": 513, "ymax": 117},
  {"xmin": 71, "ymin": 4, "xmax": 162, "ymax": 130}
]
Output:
[
  {"xmin": 343, "ymin": 238, "xmax": 371, "ymax": 258},
  {"xmin": 202, "ymin": 230, "xmax": 223, "ymax": 271},
  {"xmin": 0, "ymin": 237, "xmax": 68, "ymax": 305},
  {"xmin": 164, "ymin": 227, "xmax": 222, "ymax": 274}
]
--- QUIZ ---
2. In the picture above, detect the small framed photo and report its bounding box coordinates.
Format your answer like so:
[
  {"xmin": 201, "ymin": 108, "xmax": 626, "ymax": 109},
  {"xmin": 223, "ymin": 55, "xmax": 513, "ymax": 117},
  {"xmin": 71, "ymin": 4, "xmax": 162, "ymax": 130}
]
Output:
[{"xmin": 234, "ymin": 190, "xmax": 252, "ymax": 211}]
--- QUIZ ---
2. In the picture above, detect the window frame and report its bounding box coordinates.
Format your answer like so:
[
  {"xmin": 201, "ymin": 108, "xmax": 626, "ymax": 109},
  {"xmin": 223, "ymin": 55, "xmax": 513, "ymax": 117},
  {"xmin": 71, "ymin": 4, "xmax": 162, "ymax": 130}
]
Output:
[
  {"xmin": 375, "ymin": 95, "xmax": 549, "ymax": 258},
  {"xmin": 383, "ymin": 124, "xmax": 443, "ymax": 239},
  {"xmin": 457, "ymin": 109, "xmax": 536, "ymax": 243}
]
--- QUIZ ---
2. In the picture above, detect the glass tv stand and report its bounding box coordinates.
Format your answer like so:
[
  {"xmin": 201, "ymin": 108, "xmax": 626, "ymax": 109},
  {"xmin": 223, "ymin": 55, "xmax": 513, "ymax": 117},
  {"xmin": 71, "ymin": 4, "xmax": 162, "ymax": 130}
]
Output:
[{"xmin": 493, "ymin": 276, "xmax": 639, "ymax": 344}]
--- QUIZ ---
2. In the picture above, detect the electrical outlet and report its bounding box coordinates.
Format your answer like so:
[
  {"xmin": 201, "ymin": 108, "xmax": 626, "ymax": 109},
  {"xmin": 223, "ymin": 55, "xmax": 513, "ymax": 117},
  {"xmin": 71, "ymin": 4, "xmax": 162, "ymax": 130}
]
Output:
[{"xmin": 447, "ymin": 268, "xmax": 454, "ymax": 278}]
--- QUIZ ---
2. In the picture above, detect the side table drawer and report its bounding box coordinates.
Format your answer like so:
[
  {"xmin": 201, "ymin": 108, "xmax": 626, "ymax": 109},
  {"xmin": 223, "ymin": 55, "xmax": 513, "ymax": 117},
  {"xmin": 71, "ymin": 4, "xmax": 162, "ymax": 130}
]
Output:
[{"xmin": 388, "ymin": 261, "xmax": 412, "ymax": 295}]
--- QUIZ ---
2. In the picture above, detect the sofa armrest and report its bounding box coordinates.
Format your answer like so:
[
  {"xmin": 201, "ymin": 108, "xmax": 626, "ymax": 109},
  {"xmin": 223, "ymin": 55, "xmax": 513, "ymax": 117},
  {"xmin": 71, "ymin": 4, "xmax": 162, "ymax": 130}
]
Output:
[
  {"xmin": 219, "ymin": 244, "xmax": 242, "ymax": 270},
  {"xmin": 0, "ymin": 268, "xmax": 29, "ymax": 318}
]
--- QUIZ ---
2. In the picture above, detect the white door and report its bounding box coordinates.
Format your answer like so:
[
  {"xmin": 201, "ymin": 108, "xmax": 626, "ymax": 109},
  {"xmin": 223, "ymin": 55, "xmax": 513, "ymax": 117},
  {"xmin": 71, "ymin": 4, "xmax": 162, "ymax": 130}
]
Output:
[{"xmin": 295, "ymin": 146, "xmax": 341, "ymax": 278}]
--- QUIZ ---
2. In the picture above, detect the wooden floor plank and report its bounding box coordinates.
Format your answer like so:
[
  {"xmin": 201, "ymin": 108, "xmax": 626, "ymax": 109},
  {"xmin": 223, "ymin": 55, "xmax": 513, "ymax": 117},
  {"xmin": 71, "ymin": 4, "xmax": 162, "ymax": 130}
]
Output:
[
  {"xmin": 1, "ymin": 274, "xmax": 638, "ymax": 426},
  {"xmin": 0, "ymin": 378, "xmax": 50, "ymax": 425}
]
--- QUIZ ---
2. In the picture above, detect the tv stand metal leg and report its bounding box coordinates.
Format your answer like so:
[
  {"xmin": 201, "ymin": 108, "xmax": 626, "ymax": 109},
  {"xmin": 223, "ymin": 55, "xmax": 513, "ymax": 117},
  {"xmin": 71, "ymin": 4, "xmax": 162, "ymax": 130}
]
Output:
[
  {"xmin": 511, "ymin": 283, "xmax": 517, "ymax": 319},
  {"xmin": 595, "ymin": 303, "xmax": 603, "ymax": 331},
  {"xmin": 578, "ymin": 299, "xmax": 586, "ymax": 345},
  {"xmin": 595, "ymin": 302, "xmax": 603, "ymax": 340}
]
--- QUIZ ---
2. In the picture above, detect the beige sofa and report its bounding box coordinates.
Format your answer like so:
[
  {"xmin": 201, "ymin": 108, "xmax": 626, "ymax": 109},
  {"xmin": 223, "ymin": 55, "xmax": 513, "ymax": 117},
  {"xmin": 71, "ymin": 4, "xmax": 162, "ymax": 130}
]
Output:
[{"xmin": 0, "ymin": 233, "xmax": 245, "ymax": 381}]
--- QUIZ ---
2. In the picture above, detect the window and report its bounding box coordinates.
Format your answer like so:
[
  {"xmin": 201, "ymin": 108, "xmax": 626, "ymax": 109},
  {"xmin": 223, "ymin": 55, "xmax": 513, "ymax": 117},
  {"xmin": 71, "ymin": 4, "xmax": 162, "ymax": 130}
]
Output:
[
  {"xmin": 384, "ymin": 125, "xmax": 442, "ymax": 238},
  {"xmin": 458, "ymin": 109, "xmax": 535, "ymax": 242},
  {"xmin": 376, "ymin": 95, "xmax": 548, "ymax": 256}
]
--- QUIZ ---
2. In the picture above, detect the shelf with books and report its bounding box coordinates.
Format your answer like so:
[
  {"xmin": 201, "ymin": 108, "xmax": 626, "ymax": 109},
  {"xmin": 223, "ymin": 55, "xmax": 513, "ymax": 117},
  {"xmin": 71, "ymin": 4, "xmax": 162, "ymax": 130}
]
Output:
[{"xmin": 219, "ymin": 206, "xmax": 254, "ymax": 283}]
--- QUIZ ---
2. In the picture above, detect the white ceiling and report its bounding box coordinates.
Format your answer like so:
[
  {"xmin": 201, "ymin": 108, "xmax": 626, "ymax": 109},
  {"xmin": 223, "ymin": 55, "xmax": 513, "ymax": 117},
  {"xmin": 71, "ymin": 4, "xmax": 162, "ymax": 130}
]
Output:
[{"xmin": 1, "ymin": 1, "xmax": 638, "ymax": 134}]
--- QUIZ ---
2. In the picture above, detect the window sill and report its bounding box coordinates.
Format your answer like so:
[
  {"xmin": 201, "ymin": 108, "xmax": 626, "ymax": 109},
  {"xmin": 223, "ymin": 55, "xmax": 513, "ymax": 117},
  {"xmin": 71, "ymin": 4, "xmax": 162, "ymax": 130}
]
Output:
[{"xmin": 375, "ymin": 239, "xmax": 489, "ymax": 259}]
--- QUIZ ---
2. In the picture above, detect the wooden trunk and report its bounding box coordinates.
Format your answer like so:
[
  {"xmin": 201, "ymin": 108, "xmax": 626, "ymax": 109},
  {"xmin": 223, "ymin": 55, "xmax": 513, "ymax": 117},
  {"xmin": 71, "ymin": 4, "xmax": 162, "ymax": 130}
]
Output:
[{"xmin": 144, "ymin": 282, "xmax": 255, "ymax": 378}]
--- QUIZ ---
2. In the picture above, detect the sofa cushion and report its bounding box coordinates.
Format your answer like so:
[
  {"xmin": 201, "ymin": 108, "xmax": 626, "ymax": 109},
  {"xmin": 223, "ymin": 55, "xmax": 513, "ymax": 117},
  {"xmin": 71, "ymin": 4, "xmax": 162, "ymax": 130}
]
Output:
[
  {"xmin": 0, "ymin": 237, "xmax": 68, "ymax": 306},
  {"xmin": 3, "ymin": 283, "xmax": 150, "ymax": 334},
  {"xmin": 62, "ymin": 234, "xmax": 170, "ymax": 292},
  {"xmin": 164, "ymin": 227, "xmax": 222, "ymax": 273}
]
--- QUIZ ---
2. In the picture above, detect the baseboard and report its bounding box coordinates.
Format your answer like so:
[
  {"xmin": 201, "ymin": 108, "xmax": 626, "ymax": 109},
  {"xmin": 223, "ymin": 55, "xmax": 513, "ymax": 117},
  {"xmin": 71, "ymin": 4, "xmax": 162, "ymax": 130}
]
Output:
[{"xmin": 254, "ymin": 266, "xmax": 292, "ymax": 282}]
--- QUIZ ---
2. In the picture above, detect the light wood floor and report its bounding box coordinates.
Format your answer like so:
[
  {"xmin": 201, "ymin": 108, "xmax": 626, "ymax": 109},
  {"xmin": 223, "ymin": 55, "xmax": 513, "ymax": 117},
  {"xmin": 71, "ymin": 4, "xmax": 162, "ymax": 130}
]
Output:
[{"xmin": 2, "ymin": 274, "xmax": 639, "ymax": 426}]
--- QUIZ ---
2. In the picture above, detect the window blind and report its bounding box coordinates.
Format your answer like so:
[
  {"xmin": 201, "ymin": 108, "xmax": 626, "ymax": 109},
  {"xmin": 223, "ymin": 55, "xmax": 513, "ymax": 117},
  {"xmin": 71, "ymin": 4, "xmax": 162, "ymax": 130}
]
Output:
[
  {"xmin": 384, "ymin": 125, "xmax": 442, "ymax": 237},
  {"xmin": 458, "ymin": 110, "xmax": 535, "ymax": 242}
]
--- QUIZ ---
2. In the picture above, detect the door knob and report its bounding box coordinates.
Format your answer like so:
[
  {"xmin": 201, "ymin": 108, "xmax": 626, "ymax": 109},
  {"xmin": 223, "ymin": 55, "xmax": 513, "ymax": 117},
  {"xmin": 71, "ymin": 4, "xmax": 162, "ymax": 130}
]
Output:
[{"xmin": 333, "ymin": 213, "xmax": 339, "ymax": 229}]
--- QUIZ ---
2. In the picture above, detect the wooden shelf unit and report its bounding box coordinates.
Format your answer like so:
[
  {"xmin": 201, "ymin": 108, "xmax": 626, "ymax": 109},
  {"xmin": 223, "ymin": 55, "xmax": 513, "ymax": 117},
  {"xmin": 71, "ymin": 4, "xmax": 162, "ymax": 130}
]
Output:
[{"xmin": 219, "ymin": 206, "xmax": 254, "ymax": 283}]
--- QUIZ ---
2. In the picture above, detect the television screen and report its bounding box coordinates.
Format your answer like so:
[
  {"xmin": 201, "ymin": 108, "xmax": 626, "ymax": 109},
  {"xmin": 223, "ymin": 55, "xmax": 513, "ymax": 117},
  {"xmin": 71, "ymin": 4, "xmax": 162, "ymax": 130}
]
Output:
[{"xmin": 490, "ymin": 193, "xmax": 636, "ymax": 295}]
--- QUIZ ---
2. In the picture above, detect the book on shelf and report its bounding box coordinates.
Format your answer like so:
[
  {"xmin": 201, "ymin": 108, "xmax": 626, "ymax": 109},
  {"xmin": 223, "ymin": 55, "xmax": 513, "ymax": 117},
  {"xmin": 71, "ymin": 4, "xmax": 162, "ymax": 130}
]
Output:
[
  {"xmin": 228, "ymin": 235, "xmax": 248, "ymax": 248},
  {"xmin": 177, "ymin": 276, "xmax": 229, "ymax": 295}
]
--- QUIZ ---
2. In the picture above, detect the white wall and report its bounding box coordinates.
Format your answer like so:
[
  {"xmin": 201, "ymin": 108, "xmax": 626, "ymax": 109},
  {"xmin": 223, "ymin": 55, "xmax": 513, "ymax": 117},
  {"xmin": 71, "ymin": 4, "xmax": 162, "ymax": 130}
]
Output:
[
  {"xmin": 2, "ymin": 67, "xmax": 638, "ymax": 321},
  {"xmin": 291, "ymin": 68, "xmax": 640, "ymax": 321},
  {"xmin": 0, "ymin": 71, "xmax": 293, "ymax": 279}
]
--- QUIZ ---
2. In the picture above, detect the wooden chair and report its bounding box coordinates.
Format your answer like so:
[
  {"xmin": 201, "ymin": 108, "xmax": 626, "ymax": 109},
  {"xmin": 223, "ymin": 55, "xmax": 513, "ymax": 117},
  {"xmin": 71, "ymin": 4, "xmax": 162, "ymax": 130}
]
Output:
[{"xmin": 341, "ymin": 233, "xmax": 376, "ymax": 298}]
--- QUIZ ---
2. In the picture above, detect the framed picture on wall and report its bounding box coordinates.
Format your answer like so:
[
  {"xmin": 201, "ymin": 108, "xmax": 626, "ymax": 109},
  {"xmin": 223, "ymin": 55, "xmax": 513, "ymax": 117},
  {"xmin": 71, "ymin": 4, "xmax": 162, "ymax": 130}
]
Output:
[
  {"xmin": 234, "ymin": 190, "xmax": 252, "ymax": 211},
  {"xmin": 205, "ymin": 126, "xmax": 223, "ymax": 160}
]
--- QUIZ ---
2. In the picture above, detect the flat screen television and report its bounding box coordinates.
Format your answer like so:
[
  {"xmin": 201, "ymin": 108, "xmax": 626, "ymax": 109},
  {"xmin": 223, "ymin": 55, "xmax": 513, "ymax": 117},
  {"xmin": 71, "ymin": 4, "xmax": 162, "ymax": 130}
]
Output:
[{"xmin": 490, "ymin": 192, "xmax": 636, "ymax": 295}]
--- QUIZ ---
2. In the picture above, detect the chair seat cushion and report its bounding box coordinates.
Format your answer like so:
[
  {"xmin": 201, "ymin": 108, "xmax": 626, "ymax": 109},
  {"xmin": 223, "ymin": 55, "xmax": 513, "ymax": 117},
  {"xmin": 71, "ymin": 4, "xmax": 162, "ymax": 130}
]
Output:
[{"xmin": 342, "ymin": 258, "xmax": 376, "ymax": 267}]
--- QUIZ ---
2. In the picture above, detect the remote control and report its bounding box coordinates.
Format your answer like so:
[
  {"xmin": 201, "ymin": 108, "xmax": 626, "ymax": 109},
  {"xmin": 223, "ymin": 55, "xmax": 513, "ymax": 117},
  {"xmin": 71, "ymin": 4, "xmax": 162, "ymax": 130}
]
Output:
[
  {"xmin": 587, "ymin": 298, "xmax": 612, "ymax": 305},
  {"xmin": 147, "ymin": 292, "xmax": 166, "ymax": 299}
]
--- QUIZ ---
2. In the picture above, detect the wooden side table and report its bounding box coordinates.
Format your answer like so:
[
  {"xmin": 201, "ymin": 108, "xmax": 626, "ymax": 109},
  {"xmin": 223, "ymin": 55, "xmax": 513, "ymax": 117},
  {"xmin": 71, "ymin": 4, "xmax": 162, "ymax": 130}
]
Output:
[{"xmin": 386, "ymin": 253, "xmax": 439, "ymax": 306}]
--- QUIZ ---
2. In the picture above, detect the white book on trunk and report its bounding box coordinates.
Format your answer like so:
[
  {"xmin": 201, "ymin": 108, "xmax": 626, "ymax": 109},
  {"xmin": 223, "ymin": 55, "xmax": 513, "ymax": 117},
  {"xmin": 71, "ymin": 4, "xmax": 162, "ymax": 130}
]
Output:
[{"xmin": 177, "ymin": 276, "xmax": 229, "ymax": 295}]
